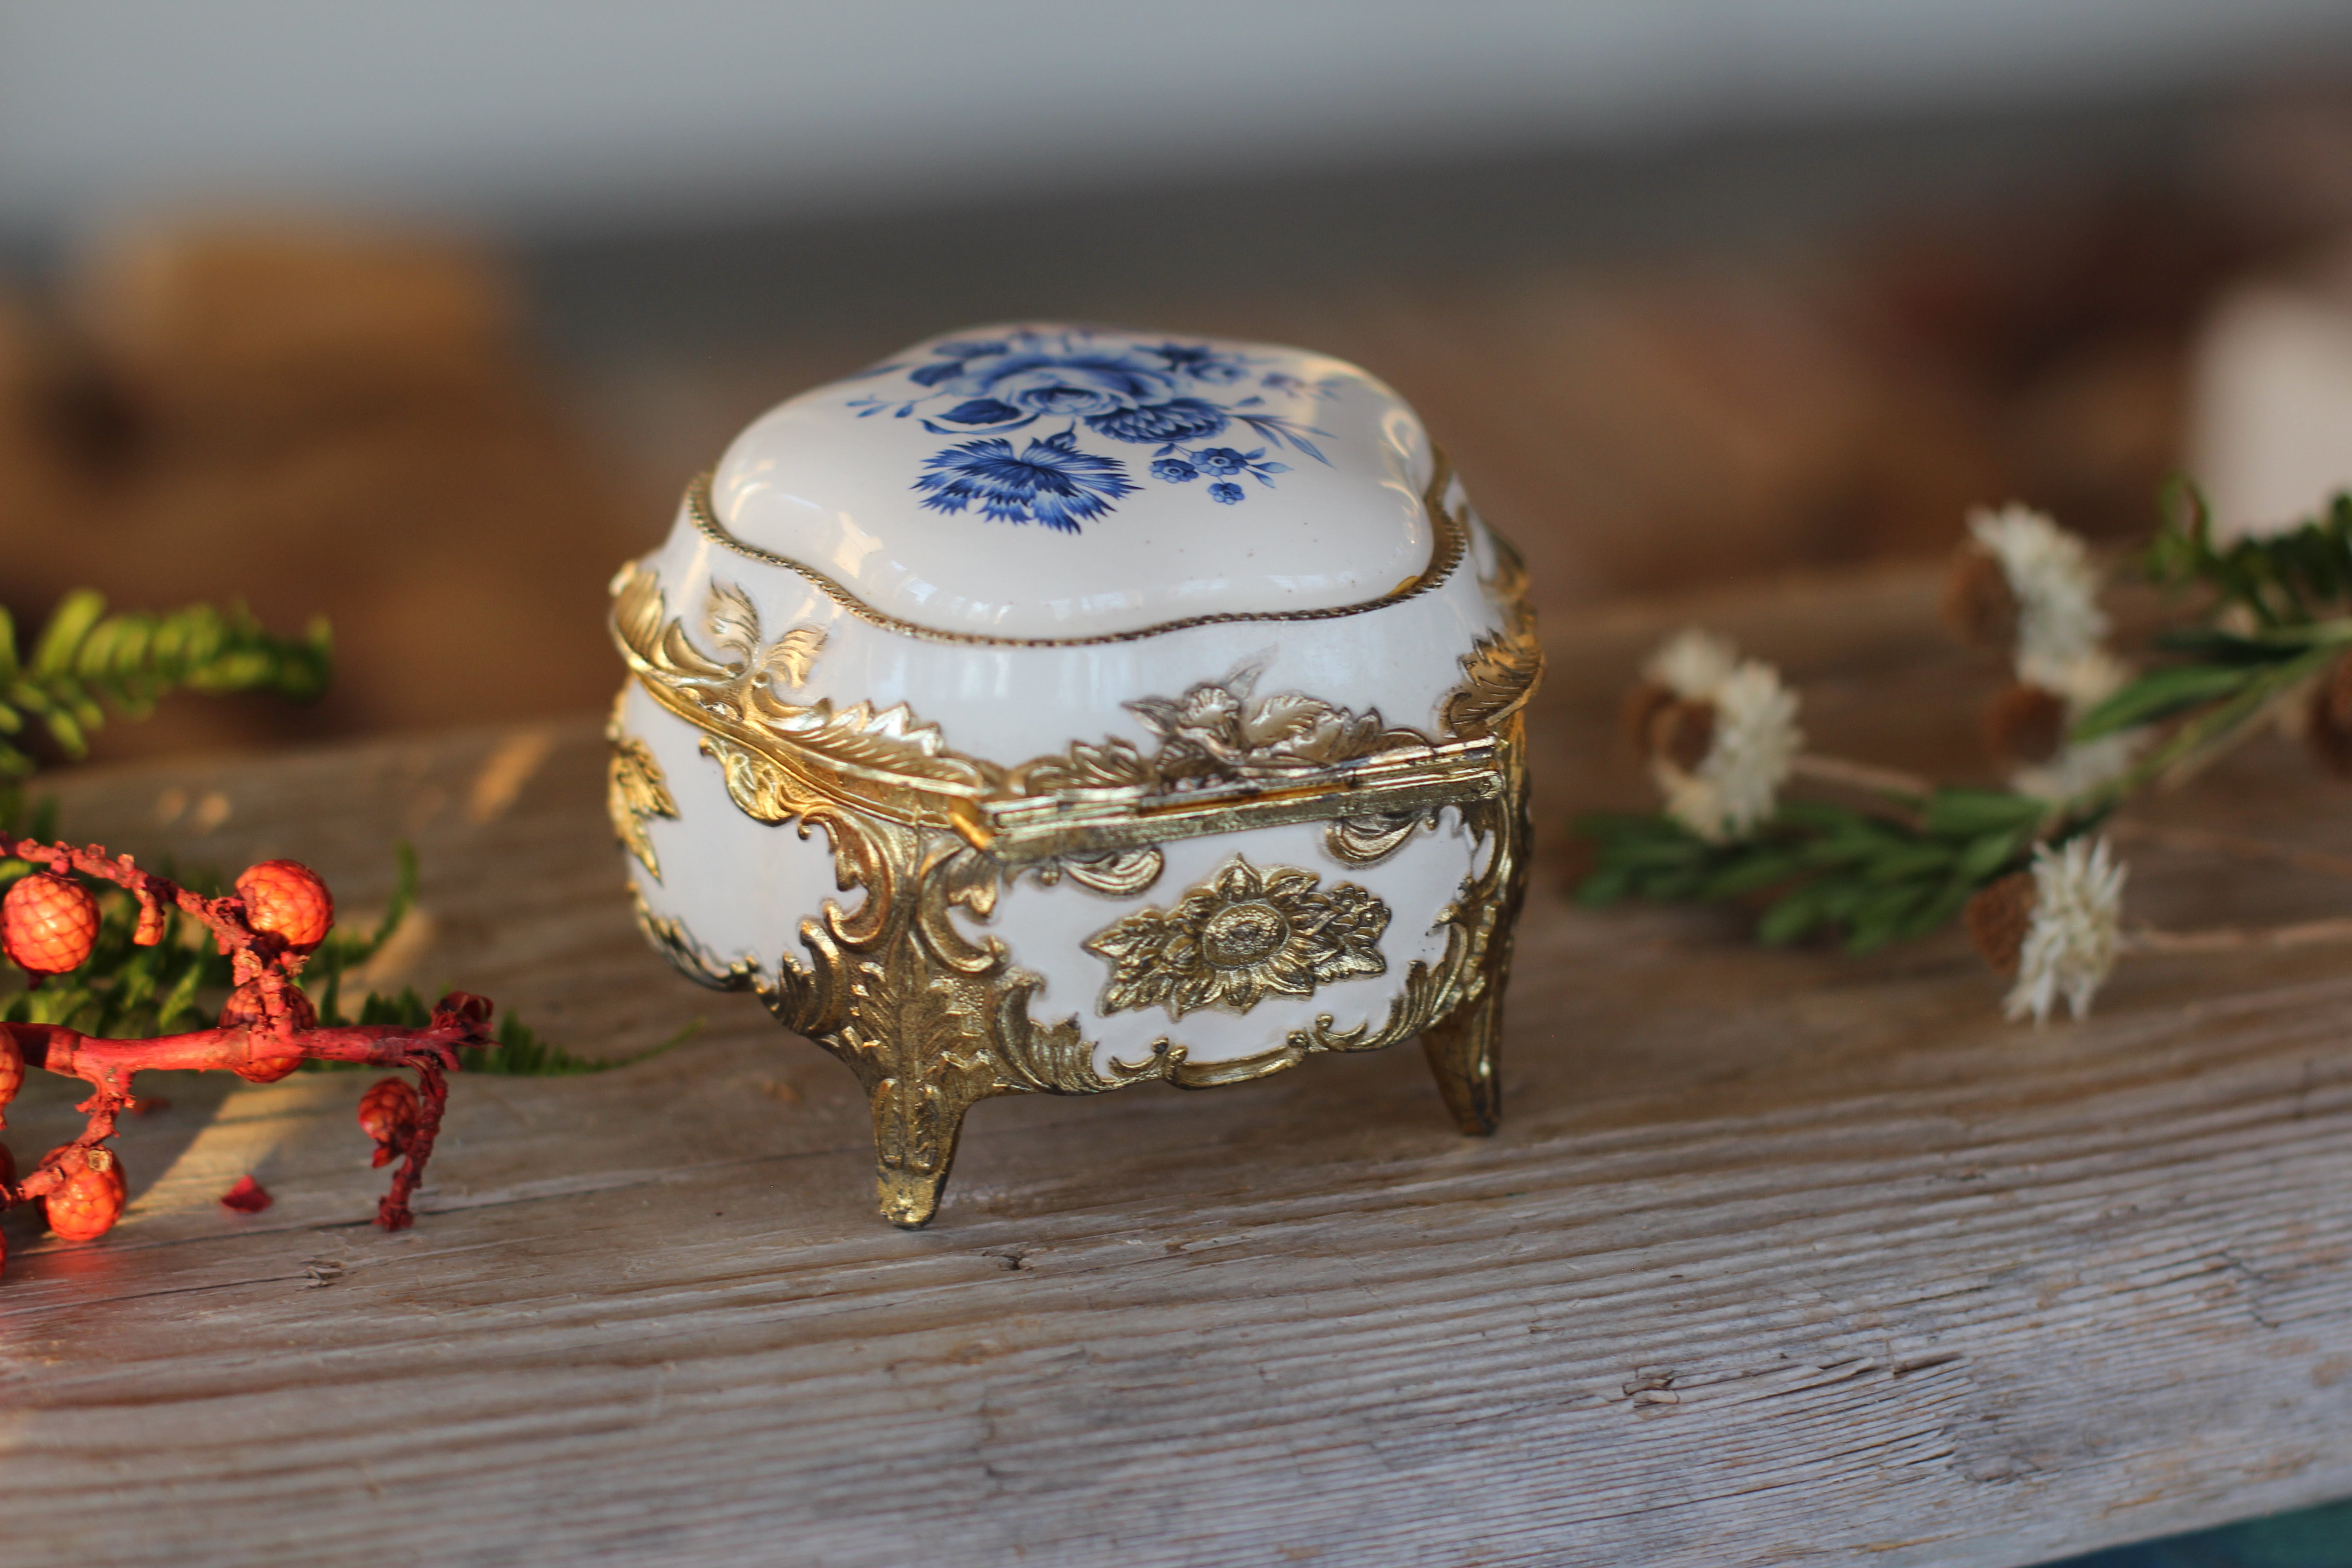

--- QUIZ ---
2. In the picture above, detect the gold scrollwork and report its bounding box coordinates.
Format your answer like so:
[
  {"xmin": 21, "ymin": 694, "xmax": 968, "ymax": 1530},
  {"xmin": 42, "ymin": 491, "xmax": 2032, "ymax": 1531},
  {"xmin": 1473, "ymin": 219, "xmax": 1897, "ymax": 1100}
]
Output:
[
  {"xmin": 629, "ymin": 885, "xmax": 759, "ymax": 992},
  {"xmin": 610, "ymin": 468, "xmax": 1543, "ymax": 1227},
  {"xmin": 1324, "ymin": 808, "xmax": 1433, "ymax": 867},
  {"xmin": 1020, "ymin": 846, "xmax": 1166, "ymax": 898}
]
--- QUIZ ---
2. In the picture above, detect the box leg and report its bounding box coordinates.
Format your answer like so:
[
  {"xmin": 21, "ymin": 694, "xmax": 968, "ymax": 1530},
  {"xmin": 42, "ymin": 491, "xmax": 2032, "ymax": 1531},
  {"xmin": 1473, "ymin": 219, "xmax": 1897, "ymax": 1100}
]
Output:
[
  {"xmin": 1420, "ymin": 975, "xmax": 1505, "ymax": 1137},
  {"xmin": 868, "ymin": 1070, "xmax": 978, "ymax": 1229}
]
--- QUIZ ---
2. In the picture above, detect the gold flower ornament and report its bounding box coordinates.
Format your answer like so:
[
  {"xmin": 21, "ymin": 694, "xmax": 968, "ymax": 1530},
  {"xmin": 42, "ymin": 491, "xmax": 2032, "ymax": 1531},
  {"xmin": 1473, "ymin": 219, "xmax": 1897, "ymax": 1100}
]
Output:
[{"xmin": 1085, "ymin": 856, "xmax": 1390, "ymax": 1019}]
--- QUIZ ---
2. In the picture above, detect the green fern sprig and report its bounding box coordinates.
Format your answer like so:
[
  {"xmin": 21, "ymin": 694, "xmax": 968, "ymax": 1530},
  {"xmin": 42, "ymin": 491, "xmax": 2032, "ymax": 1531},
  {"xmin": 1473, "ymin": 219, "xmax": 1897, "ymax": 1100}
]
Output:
[
  {"xmin": 1578, "ymin": 789, "xmax": 2058, "ymax": 953},
  {"xmin": 0, "ymin": 590, "xmax": 332, "ymax": 777},
  {"xmin": 2144, "ymin": 483, "xmax": 2352, "ymax": 629}
]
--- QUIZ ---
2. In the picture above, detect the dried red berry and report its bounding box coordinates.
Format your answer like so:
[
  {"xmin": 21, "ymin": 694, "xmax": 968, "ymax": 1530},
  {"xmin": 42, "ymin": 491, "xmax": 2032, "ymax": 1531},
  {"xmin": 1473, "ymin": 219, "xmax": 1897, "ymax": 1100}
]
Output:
[
  {"xmin": 358, "ymin": 1077, "xmax": 421, "ymax": 1168},
  {"xmin": 218, "ymin": 980, "xmax": 318, "ymax": 1082},
  {"xmin": 219, "ymin": 1175, "xmax": 273, "ymax": 1213},
  {"xmin": 0, "ymin": 1029, "xmax": 22, "ymax": 1118},
  {"xmin": 44, "ymin": 1146, "xmax": 127, "ymax": 1241},
  {"xmin": 235, "ymin": 860, "xmax": 334, "ymax": 953},
  {"xmin": 2, "ymin": 872, "xmax": 99, "ymax": 976}
]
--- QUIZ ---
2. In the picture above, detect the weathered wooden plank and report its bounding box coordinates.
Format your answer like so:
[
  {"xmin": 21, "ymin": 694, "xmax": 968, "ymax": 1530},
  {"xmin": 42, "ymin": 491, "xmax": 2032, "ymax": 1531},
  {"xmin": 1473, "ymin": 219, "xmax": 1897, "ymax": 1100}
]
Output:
[{"xmin": 3, "ymin": 563, "xmax": 2351, "ymax": 1568}]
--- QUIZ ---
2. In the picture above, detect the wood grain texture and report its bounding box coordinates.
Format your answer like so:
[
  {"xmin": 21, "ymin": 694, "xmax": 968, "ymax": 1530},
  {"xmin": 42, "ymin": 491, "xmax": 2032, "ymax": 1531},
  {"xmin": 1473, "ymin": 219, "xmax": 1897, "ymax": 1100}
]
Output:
[{"xmin": 6, "ymin": 564, "xmax": 2352, "ymax": 1568}]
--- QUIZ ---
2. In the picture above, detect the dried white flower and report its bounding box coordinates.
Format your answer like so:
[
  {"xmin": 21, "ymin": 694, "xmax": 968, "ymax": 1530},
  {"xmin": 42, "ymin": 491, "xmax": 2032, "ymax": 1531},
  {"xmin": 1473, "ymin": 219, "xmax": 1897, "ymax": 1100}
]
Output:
[
  {"xmin": 2005, "ymin": 836, "xmax": 2126, "ymax": 1024},
  {"xmin": 2011, "ymin": 734, "xmax": 2138, "ymax": 802},
  {"xmin": 2009, "ymin": 649, "xmax": 2141, "ymax": 801},
  {"xmin": 1645, "ymin": 627, "xmax": 1740, "ymax": 700},
  {"xmin": 1970, "ymin": 505, "xmax": 2110, "ymax": 688},
  {"xmin": 1642, "ymin": 632, "xmax": 1803, "ymax": 842}
]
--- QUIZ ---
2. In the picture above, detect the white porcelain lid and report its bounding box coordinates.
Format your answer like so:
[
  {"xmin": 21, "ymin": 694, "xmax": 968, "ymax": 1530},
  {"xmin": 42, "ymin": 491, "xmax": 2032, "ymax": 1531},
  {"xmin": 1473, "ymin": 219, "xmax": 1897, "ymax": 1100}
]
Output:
[{"xmin": 708, "ymin": 323, "xmax": 1437, "ymax": 640}]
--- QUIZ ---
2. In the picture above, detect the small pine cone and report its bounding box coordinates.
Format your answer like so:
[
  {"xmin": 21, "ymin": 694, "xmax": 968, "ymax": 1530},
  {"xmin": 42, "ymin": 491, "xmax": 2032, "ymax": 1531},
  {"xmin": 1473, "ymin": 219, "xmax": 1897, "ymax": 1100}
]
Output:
[
  {"xmin": 235, "ymin": 860, "xmax": 335, "ymax": 953},
  {"xmin": 2, "ymin": 872, "xmax": 99, "ymax": 976},
  {"xmin": 2308, "ymin": 655, "xmax": 2352, "ymax": 776},
  {"xmin": 357, "ymin": 1078, "xmax": 421, "ymax": 1169},
  {"xmin": 1983, "ymin": 682, "xmax": 2070, "ymax": 768},
  {"xmin": 218, "ymin": 980, "xmax": 318, "ymax": 1083},
  {"xmin": 44, "ymin": 1146, "xmax": 127, "ymax": 1242},
  {"xmin": 1965, "ymin": 872, "xmax": 2037, "ymax": 979},
  {"xmin": 1940, "ymin": 544, "xmax": 2019, "ymax": 648}
]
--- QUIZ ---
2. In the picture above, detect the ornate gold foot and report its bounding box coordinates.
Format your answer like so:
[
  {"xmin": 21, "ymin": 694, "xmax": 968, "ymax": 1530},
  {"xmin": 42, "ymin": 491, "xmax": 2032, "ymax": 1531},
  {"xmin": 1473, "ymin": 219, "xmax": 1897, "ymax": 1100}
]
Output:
[
  {"xmin": 866, "ymin": 1070, "xmax": 980, "ymax": 1229},
  {"xmin": 877, "ymin": 1164, "xmax": 950, "ymax": 1228},
  {"xmin": 1420, "ymin": 975, "xmax": 1505, "ymax": 1136}
]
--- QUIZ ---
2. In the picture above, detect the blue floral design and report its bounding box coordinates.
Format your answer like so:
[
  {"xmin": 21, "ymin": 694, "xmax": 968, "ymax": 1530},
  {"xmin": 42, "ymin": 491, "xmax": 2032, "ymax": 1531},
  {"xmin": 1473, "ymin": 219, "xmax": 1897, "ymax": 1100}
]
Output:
[
  {"xmin": 850, "ymin": 326, "xmax": 1338, "ymax": 534},
  {"xmin": 914, "ymin": 430, "xmax": 1136, "ymax": 534}
]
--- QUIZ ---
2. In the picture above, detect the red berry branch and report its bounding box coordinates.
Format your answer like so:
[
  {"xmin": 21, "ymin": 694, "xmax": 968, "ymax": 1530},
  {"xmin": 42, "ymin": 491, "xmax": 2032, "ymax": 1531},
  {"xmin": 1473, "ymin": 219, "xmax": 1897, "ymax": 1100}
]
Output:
[{"xmin": 0, "ymin": 839, "xmax": 494, "ymax": 1279}]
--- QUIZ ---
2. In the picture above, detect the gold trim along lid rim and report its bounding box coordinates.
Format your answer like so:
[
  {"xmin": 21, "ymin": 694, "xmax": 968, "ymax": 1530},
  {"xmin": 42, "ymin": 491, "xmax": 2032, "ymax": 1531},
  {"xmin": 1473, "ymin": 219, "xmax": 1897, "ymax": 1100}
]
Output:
[
  {"xmin": 698, "ymin": 323, "xmax": 1460, "ymax": 643},
  {"xmin": 685, "ymin": 455, "xmax": 1471, "ymax": 651}
]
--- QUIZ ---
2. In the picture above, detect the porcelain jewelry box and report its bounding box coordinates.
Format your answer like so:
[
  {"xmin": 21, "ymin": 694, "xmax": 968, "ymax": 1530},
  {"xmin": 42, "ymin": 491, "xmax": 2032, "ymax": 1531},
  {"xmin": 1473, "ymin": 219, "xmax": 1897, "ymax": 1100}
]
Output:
[{"xmin": 607, "ymin": 323, "xmax": 1541, "ymax": 1226}]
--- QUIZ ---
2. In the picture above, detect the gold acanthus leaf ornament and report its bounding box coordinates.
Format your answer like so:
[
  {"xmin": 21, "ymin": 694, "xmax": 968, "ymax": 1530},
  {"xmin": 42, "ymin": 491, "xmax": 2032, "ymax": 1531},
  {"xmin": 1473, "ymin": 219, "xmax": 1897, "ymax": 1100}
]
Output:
[
  {"xmin": 1125, "ymin": 659, "xmax": 1431, "ymax": 787},
  {"xmin": 1441, "ymin": 532, "xmax": 1540, "ymax": 740},
  {"xmin": 1083, "ymin": 857, "xmax": 1390, "ymax": 1019},
  {"xmin": 605, "ymin": 696, "xmax": 680, "ymax": 879}
]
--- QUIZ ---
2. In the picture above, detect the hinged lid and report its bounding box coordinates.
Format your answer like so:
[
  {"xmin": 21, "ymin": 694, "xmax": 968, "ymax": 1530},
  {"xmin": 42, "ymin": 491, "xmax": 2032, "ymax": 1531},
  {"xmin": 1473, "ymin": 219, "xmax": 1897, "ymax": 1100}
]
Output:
[{"xmin": 706, "ymin": 323, "xmax": 1438, "ymax": 641}]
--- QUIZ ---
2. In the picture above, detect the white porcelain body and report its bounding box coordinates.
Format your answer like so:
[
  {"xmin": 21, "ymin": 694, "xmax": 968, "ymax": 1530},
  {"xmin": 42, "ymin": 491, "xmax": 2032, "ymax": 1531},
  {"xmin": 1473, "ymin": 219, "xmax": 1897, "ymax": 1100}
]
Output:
[{"xmin": 616, "ymin": 323, "xmax": 1525, "ymax": 1073}]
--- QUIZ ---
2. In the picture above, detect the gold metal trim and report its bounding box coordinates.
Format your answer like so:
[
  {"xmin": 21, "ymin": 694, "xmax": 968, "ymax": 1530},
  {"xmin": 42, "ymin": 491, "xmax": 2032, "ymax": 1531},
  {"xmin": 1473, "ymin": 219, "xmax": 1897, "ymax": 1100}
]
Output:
[
  {"xmin": 612, "ymin": 486, "xmax": 1543, "ymax": 1228},
  {"xmin": 681, "ymin": 450, "xmax": 1471, "ymax": 649},
  {"xmin": 613, "ymin": 565, "xmax": 1507, "ymax": 865}
]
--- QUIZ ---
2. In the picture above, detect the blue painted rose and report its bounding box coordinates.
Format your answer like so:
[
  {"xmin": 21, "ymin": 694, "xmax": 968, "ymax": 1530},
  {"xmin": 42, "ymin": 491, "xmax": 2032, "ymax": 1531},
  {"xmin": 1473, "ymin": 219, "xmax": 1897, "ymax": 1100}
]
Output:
[{"xmin": 941, "ymin": 351, "xmax": 1179, "ymax": 420}]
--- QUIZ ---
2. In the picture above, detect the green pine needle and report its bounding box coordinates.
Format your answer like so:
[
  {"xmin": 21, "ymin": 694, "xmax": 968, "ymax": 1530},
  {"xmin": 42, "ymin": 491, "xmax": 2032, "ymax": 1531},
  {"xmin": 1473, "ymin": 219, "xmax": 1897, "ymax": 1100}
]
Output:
[
  {"xmin": 0, "ymin": 590, "xmax": 331, "ymax": 777},
  {"xmin": 1577, "ymin": 789, "xmax": 2062, "ymax": 955}
]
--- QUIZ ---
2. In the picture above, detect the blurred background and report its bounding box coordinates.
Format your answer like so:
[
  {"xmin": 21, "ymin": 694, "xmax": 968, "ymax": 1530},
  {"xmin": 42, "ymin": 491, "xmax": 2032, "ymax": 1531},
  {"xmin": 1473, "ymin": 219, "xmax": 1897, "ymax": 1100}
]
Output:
[{"xmin": 11, "ymin": 0, "xmax": 2352, "ymax": 764}]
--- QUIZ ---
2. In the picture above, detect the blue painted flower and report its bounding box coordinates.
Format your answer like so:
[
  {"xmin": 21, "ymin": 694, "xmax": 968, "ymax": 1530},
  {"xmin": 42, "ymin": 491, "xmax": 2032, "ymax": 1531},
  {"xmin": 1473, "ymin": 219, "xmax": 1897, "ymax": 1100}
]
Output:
[
  {"xmin": 1193, "ymin": 448, "xmax": 1250, "ymax": 476},
  {"xmin": 853, "ymin": 328, "xmax": 1341, "ymax": 533},
  {"xmin": 936, "ymin": 347, "xmax": 1179, "ymax": 421},
  {"xmin": 914, "ymin": 431, "xmax": 1136, "ymax": 533},
  {"xmin": 1088, "ymin": 398, "xmax": 1229, "ymax": 444}
]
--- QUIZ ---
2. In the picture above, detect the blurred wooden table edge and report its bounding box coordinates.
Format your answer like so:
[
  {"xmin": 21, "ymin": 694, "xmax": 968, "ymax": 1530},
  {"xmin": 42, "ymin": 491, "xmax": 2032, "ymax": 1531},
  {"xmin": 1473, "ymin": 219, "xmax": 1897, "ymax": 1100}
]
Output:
[{"xmin": 1, "ymin": 556, "xmax": 2348, "ymax": 1568}]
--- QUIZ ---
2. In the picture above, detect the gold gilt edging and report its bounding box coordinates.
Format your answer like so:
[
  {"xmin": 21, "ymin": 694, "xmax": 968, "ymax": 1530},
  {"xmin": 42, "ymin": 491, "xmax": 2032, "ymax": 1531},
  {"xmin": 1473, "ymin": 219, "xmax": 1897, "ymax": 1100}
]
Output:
[
  {"xmin": 683, "ymin": 451, "xmax": 1471, "ymax": 649},
  {"xmin": 608, "ymin": 500, "xmax": 1539, "ymax": 1227}
]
